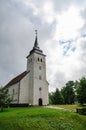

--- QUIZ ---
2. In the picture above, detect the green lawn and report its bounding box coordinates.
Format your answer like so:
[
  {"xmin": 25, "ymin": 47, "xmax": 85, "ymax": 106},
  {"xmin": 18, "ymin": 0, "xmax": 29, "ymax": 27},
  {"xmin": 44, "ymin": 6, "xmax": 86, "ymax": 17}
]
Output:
[{"xmin": 0, "ymin": 107, "xmax": 86, "ymax": 130}]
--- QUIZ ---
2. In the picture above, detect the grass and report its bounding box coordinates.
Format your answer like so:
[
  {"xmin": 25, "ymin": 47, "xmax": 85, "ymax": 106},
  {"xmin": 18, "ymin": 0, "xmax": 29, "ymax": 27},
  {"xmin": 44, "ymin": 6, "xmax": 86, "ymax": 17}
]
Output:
[{"xmin": 0, "ymin": 107, "xmax": 86, "ymax": 130}]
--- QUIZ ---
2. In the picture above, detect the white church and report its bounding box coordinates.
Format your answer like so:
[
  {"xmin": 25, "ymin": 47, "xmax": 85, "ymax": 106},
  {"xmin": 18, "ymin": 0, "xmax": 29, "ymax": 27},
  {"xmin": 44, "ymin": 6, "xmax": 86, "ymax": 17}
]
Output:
[{"xmin": 5, "ymin": 31, "xmax": 49, "ymax": 106}]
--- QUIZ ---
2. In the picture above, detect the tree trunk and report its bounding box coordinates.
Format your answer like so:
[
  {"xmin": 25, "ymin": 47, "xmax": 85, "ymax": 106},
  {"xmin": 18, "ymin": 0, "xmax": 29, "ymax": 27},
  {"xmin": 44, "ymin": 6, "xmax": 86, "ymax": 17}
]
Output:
[{"xmin": 1, "ymin": 105, "xmax": 4, "ymax": 112}]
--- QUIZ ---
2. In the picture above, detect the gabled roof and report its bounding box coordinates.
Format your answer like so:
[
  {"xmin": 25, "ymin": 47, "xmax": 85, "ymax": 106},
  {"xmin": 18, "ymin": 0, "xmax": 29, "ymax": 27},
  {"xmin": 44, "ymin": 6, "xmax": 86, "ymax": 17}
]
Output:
[{"xmin": 5, "ymin": 71, "xmax": 29, "ymax": 87}]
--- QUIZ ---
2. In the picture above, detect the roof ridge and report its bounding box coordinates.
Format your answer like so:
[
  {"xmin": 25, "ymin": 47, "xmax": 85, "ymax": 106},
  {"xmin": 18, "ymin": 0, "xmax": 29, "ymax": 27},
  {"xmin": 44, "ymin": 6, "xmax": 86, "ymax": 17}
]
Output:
[{"xmin": 5, "ymin": 71, "xmax": 29, "ymax": 87}]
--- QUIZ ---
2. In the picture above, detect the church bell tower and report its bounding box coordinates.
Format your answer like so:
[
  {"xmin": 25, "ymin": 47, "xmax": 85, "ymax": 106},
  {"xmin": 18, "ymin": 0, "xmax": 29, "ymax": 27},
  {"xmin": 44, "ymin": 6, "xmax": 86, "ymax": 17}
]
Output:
[{"xmin": 26, "ymin": 30, "xmax": 49, "ymax": 106}]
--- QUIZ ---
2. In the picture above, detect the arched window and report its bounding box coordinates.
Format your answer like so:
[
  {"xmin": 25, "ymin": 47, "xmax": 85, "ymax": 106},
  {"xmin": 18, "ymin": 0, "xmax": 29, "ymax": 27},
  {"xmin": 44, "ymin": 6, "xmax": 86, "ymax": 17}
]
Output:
[
  {"xmin": 41, "ymin": 58, "xmax": 42, "ymax": 62},
  {"xmin": 38, "ymin": 57, "xmax": 39, "ymax": 61}
]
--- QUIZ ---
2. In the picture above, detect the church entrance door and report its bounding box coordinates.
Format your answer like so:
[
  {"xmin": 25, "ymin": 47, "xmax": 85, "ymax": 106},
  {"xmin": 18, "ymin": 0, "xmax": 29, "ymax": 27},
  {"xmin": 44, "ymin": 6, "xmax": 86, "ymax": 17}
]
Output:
[{"xmin": 39, "ymin": 98, "xmax": 43, "ymax": 106}]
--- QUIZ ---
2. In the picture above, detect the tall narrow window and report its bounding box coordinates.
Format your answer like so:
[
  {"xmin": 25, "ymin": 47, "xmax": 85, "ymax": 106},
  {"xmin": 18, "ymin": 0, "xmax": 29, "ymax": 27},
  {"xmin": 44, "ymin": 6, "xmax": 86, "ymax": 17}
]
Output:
[
  {"xmin": 39, "ymin": 75, "xmax": 42, "ymax": 80},
  {"xmin": 41, "ymin": 58, "xmax": 42, "ymax": 62},
  {"xmin": 38, "ymin": 58, "xmax": 39, "ymax": 61},
  {"xmin": 13, "ymin": 89, "xmax": 14, "ymax": 95},
  {"xmin": 39, "ymin": 87, "xmax": 42, "ymax": 91}
]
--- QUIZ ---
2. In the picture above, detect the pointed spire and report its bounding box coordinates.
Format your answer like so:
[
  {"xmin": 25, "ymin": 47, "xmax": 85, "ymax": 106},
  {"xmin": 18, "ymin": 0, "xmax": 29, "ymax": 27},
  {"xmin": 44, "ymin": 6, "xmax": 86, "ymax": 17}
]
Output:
[
  {"xmin": 34, "ymin": 30, "xmax": 38, "ymax": 48},
  {"xmin": 27, "ymin": 30, "xmax": 44, "ymax": 57}
]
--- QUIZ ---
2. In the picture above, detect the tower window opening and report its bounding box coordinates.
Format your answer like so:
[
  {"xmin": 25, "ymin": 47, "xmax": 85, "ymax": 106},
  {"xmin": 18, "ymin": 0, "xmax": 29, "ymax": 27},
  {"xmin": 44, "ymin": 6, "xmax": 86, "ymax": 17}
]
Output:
[
  {"xmin": 38, "ymin": 58, "xmax": 39, "ymax": 61},
  {"xmin": 41, "ymin": 58, "xmax": 42, "ymax": 62}
]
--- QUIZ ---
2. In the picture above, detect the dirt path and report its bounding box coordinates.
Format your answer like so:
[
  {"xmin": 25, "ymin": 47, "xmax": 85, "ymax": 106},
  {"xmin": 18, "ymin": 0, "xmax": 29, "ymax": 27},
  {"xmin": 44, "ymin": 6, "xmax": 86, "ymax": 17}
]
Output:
[{"xmin": 45, "ymin": 106, "xmax": 73, "ymax": 112}]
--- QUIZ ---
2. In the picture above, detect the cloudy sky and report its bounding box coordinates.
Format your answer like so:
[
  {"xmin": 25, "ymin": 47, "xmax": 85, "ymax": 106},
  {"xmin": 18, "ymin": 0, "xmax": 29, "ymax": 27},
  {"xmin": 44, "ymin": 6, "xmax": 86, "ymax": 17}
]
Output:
[{"xmin": 0, "ymin": 0, "xmax": 86, "ymax": 92}]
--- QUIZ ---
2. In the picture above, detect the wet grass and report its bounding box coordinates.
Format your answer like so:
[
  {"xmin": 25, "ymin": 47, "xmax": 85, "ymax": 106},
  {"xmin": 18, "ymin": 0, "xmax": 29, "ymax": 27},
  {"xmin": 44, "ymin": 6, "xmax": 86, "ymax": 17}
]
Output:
[{"xmin": 0, "ymin": 107, "xmax": 86, "ymax": 130}]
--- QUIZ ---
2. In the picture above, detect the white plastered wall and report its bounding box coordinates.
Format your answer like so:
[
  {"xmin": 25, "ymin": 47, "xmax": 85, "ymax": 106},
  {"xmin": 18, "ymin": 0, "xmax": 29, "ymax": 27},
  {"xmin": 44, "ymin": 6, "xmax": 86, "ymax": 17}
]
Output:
[
  {"xmin": 8, "ymin": 82, "xmax": 19, "ymax": 103},
  {"xmin": 33, "ymin": 53, "xmax": 49, "ymax": 105},
  {"xmin": 19, "ymin": 73, "xmax": 29, "ymax": 104}
]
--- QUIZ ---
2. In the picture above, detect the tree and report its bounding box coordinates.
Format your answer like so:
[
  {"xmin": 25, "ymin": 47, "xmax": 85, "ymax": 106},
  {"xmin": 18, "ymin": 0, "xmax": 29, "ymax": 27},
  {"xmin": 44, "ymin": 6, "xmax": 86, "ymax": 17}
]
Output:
[
  {"xmin": 49, "ymin": 92, "xmax": 54, "ymax": 104},
  {"xmin": 0, "ymin": 87, "xmax": 12, "ymax": 112},
  {"xmin": 49, "ymin": 88, "xmax": 64, "ymax": 104},
  {"xmin": 61, "ymin": 81, "xmax": 75, "ymax": 104},
  {"xmin": 76, "ymin": 77, "xmax": 86, "ymax": 104}
]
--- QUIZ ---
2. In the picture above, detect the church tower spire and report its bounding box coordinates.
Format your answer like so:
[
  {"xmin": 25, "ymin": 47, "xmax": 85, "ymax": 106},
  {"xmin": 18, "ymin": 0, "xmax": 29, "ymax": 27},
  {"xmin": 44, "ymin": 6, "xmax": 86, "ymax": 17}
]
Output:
[
  {"xmin": 34, "ymin": 30, "xmax": 39, "ymax": 49},
  {"xmin": 27, "ymin": 30, "xmax": 44, "ymax": 56}
]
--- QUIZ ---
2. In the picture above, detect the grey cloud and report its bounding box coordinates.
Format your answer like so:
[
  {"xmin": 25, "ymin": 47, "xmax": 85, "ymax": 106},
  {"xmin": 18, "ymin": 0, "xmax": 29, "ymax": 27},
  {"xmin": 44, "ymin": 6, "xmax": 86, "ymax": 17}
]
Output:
[
  {"xmin": 53, "ymin": 0, "xmax": 86, "ymax": 12},
  {"xmin": 0, "ymin": 0, "xmax": 55, "ymax": 86},
  {"xmin": 0, "ymin": 0, "xmax": 86, "ymax": 91},
  {"xmin": 80, "ymin": 8, "xmax": 86, "ymax": 35},
  {"xmin": 54, "ymin": 71, "xmax": 67, "ymax": 89},
  {"xmin": 0, "ymin": 0, "xmax": 34, "ymax": 85}
]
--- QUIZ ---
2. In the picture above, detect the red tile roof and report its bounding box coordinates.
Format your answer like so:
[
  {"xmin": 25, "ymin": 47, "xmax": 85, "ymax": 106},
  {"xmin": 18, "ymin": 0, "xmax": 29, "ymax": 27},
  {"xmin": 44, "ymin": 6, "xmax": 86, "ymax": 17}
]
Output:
[{"xmin": 5, "ymin": 71, "xmax": 29, "ymax": 87}]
